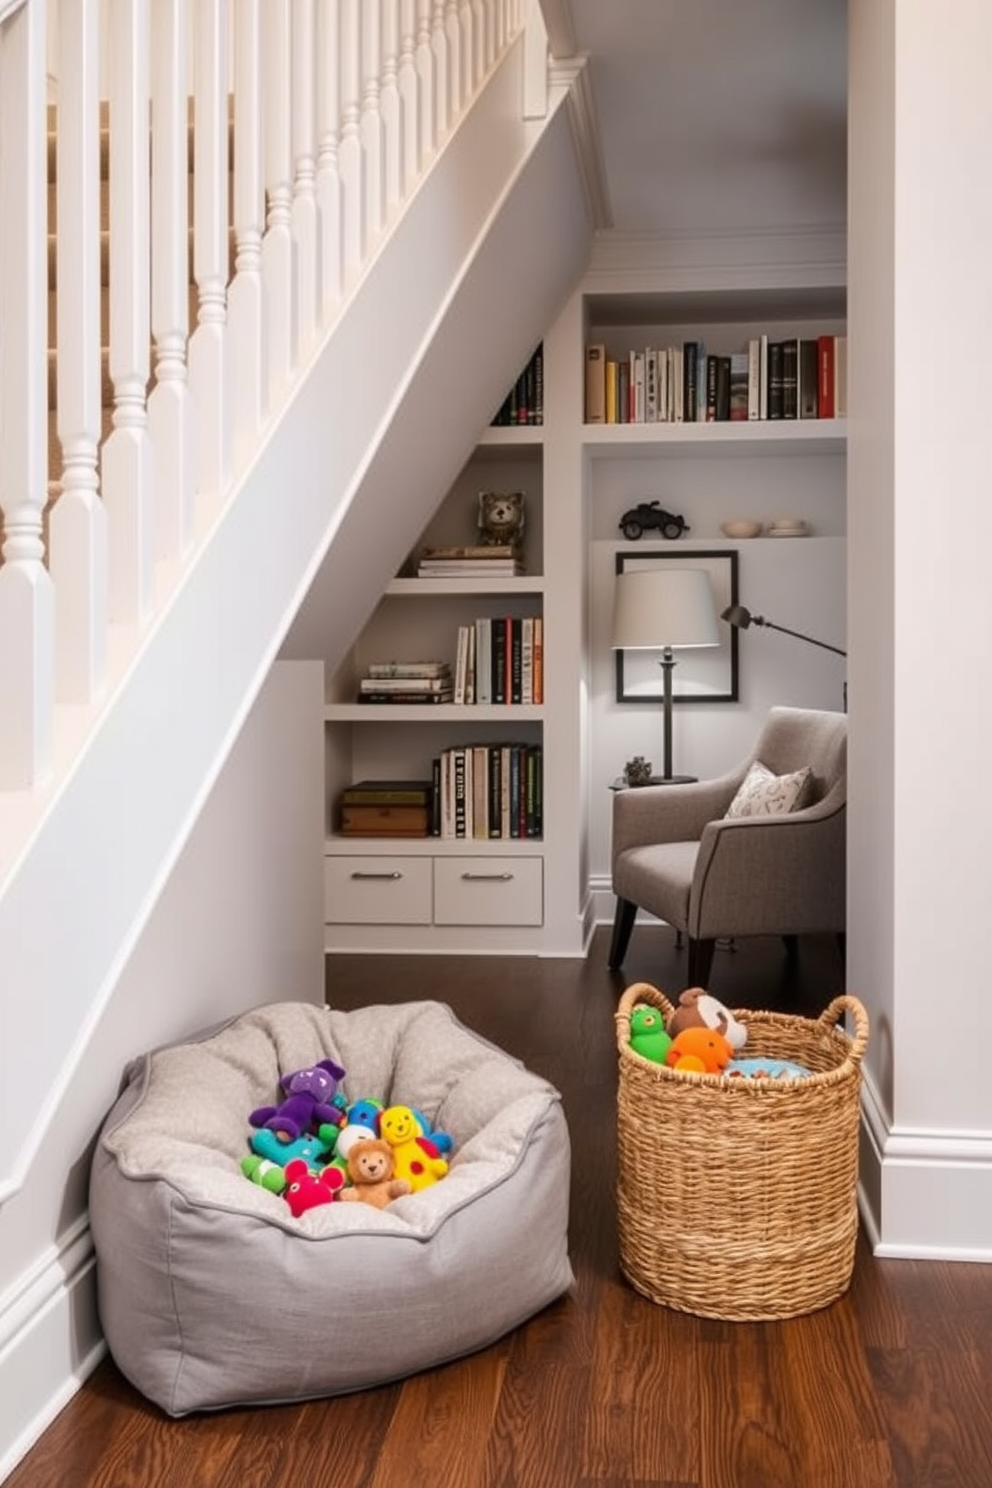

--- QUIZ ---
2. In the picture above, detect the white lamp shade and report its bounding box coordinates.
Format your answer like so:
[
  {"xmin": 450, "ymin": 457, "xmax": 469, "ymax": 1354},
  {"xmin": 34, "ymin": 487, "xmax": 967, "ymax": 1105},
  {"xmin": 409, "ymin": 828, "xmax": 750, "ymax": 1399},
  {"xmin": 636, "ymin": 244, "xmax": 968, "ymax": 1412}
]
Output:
[{"xmin": 611, "ymin": 568, "xmax": 720, "ymax": 650}]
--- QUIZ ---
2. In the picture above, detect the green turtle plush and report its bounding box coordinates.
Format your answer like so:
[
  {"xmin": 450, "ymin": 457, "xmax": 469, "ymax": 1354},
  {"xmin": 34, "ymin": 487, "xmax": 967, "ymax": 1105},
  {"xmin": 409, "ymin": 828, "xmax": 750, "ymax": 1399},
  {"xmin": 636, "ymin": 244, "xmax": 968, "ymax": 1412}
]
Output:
[{"xmin": 629, "ymin": 1005, "xmax": 673, "ymax": 1064}]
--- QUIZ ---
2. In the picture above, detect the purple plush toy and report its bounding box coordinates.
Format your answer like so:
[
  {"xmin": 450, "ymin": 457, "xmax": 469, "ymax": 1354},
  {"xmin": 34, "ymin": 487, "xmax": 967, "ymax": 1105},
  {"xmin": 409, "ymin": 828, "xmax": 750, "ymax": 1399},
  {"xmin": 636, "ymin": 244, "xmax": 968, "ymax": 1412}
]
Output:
[{"xmin": 249, "ymin": 1058, "xmax": 346, "ymax": 1143}]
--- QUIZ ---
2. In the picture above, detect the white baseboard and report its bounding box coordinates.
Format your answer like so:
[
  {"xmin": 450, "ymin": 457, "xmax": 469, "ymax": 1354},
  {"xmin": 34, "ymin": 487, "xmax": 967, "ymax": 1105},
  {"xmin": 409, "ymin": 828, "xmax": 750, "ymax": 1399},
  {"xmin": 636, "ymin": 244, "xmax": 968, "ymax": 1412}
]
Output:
[
  {"xmin": 0, "ymin": 1220, "xmax": 106, "ymax": 1484},
  {"xmin": 859, "ymin": 1068, "xmax": 992, "ymax": 1262}
]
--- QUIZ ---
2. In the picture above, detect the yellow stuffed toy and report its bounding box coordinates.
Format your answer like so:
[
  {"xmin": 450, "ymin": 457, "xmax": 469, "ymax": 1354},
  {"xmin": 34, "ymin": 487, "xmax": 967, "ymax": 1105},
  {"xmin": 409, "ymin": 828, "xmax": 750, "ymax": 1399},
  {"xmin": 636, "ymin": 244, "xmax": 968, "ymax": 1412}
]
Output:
[{"xmin": 379, "ymin": 1104, "xmax": 449, "ymax": 1191}]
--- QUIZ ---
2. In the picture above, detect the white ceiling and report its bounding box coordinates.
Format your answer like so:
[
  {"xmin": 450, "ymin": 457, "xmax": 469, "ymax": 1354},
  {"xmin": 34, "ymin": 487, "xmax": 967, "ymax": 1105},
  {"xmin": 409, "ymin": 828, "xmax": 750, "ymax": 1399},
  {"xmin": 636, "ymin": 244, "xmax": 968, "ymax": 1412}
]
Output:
[{"xmin": 547, "ymin": 0, "xmax": 848, "ymax": 239}]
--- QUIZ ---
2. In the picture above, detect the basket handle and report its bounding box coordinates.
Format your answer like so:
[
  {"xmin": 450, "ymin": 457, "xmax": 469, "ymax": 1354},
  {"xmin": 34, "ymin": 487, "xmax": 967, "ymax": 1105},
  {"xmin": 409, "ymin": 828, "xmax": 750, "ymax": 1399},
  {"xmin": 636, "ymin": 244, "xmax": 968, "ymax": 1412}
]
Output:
[
  {"xmin": 615, "ymin": 981, "xmax": 676, "ymax": 1054},
  {"xmin": 816, "ymin": 994, "xmax": 870, "ymax": 1066}
]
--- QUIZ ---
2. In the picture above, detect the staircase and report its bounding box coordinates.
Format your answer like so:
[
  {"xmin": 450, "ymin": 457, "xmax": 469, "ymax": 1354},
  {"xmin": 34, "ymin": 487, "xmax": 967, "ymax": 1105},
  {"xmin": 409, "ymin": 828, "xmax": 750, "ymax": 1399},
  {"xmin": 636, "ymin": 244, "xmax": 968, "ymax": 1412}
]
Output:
[{"xmin": 0, "ymin": 4, "xmax": 591, "ymax": 1472}]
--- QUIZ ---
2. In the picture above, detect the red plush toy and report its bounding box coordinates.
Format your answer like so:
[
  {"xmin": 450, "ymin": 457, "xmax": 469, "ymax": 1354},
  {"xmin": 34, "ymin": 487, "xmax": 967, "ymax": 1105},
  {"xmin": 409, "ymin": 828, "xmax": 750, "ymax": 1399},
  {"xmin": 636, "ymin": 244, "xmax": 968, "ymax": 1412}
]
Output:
[
  {"xmin": 665, "ymin": 1026, "xmax": 733, "ymax": 1075},
  {"xmin": 282, "ymin": 1157, "xmax": 345, "ymax": 1216}
]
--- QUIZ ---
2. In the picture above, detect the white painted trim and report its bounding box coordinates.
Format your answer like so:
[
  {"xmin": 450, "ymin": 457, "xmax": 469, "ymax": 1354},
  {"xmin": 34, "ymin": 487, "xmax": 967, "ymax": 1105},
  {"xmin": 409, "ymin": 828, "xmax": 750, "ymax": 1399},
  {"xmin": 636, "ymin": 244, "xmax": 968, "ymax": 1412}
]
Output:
[
  {"xmin": 0, "ymin": 1219, "xmax": 105, "ymax": 1482},
  {"xmin": 535, "ymin": 0, "xmax": 575, "ymax": 58},
  {"xmin": 550, "ymin": 55, "xmax": 611, "ymax": 230},
  {"xmin": 0, "ymin": 0, "xmax": 28, "ymax": 25},
  {"xmin": 859, "ymin": 1066, "xmax": 992, "ymax": 1263},
  {"xmin": 585, "ymin": 224, "xmax": 847, "ymax": 290}
]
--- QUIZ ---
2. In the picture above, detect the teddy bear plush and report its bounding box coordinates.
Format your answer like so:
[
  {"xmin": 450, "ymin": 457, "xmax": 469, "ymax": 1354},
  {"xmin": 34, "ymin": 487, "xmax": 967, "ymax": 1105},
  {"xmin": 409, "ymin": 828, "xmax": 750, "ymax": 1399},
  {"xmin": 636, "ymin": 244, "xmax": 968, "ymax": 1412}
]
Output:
[
  {"xmin": 337, "ymin": 1138, "xmax": 412, "ymax": 1209},
  {"xmin": 665, "ymin": 988, "xmax": 747, "ymax": 1052},
  {"xmin": 477, "ymin": 489, "xmax": 525, "ymax": 548},
  {"xmin": 249, "ymin": 1057, "xmax": 347, "ymax": 1143}
]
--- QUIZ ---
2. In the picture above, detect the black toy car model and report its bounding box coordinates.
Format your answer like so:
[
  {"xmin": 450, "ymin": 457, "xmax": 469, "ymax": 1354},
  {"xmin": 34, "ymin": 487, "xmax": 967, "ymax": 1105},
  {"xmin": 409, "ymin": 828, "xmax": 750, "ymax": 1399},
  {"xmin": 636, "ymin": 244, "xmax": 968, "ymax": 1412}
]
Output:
[{"xmin": 618, "ymin": 502, "xmax": 689, "ymax": 541}]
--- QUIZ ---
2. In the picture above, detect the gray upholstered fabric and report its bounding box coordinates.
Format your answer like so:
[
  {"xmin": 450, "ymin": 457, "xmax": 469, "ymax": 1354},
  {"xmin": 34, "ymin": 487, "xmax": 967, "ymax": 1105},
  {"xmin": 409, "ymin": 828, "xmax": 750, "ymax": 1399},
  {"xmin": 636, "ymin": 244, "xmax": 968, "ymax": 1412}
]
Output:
[
  {"xmin": 89, "ymin": 1000, "xmax": 573, "ymax": 1415},
  {"xmin": 611, "ymin": 706, "xmax": 846, "ymax": 950}
]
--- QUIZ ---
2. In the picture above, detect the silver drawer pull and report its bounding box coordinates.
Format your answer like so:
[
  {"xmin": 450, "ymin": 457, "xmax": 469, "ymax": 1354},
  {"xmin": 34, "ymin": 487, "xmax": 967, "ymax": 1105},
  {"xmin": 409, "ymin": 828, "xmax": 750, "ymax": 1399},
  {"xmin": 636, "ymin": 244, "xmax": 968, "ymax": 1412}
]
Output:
[
  {"xmin": 460, "ymin": 871, "xmax": 514, "ymax": 882},
  {"xmin": 350, "ymin": 870, "xmax": 403, "ymax": 881}
]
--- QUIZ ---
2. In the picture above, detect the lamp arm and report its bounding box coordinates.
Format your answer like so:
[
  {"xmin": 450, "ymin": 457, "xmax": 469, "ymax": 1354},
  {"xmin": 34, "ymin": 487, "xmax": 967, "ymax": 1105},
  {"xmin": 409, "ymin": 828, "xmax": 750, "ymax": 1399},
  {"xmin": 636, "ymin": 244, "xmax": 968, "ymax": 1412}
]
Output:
[{"xmin": 758, "ymin": 619, "xmax": 847, "ymax": 658}]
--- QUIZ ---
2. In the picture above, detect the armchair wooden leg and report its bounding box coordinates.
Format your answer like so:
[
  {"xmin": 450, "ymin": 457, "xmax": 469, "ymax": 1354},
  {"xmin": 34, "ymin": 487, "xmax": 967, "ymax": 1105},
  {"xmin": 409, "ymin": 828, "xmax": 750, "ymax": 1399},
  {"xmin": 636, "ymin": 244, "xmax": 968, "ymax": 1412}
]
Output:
[
  {"xmin": 687, "ymin": 937, "xmax": 715, "ymax": 988},
  {"xmin": 782, "ymin": 934, "xmax": 799, "ymax": 960},
  {"xmin": 608, "ymin": 899, "xmax": 637, "ymax": 970}
]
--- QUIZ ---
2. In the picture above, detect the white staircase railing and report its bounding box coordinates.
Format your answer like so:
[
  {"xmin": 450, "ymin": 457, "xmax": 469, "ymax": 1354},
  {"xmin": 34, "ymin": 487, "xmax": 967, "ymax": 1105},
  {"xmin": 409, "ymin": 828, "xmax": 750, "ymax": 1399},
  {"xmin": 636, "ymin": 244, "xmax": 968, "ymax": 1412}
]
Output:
[{"xmin": 0, "ymin": 0, "xmax": 533, "ymax": 808}]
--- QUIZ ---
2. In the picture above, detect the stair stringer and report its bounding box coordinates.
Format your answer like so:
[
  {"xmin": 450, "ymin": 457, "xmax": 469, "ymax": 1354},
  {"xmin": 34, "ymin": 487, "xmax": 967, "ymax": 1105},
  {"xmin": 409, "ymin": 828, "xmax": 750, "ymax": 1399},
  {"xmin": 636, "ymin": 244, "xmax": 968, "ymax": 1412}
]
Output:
[{"xmin": 0, "ymin": 53, "xmax": 592, "ymax": 1204}]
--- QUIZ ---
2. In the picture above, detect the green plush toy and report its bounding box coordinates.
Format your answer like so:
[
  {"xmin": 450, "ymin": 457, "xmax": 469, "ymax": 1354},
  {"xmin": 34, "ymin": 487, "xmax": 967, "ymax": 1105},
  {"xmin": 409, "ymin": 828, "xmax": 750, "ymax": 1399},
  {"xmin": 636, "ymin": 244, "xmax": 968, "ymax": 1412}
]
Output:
[
  {"xmin": 241, "ymin": 1154, "xmax": 287, "ymax": 1194},
  {"xmin": 629, "ymin": 1005, "xmax": 673, "ymax": 1064}
]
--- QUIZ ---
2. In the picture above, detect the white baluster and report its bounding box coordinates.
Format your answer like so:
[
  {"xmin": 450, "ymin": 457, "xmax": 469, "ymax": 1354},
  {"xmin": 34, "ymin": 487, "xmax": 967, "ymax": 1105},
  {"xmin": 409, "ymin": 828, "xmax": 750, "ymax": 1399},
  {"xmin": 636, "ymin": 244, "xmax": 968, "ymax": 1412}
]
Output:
[
  {"xmin": 338, "ymin": 0, "xmax": 364, "ymax": 279},
  {"xmin": 291, "ymin": 0, "xmax": 320, "ymax": 351},
  {"xmin": 469, "ymin": 0, "xmax": 485, "ymax": 89},
  {"xmin": 49, "ymin": 0, "xmax": 107, "ymax": 706},
  {"xmin": 430, "ymin": 2, "xmax": 448, "ymax": 141},
  {"xmin": 360, "ymin": 0, "xmax": 385, "ymax": 246},
  {"xmin": 315, "ymin": 0, "xmax": 343, "ymax": 319},
  {"xmin": 148, "ymin": 0, "xmax": 194, "ymax": 559},
  {"xmin": 228, "ymin": 0, "xmax": 267, "ymax": 461},
  {"xmin": 380, "ymin": 0, "xmax": 401, "ymax": 217},
  {"xmin": 188, "ymin": 0, "xmax": 232, "ymax": 502},
  {"xmin": 0, "ymin": 0, "xmax": 54, "ymax": 787},
  {"xmin": 262, "ymin": 0, "xmax": 297, "ymax": 397},
  {"xmin": 457, "ymin": 0, "xmax": 474, "ymax": 101},
  {"xmin": 414, "ymin": 0, "xmax": 435, "ymax": 164},
  {"xmin": 397, "ymin": 0, "xmax": 420, "ymax": 193},
  {"xmin": 444, "ymin": 0, "xmax": 461, "ymax": 119},
  {"xmin": 102, "ymin": 0, "xmax": 154, "ymax": 625}
]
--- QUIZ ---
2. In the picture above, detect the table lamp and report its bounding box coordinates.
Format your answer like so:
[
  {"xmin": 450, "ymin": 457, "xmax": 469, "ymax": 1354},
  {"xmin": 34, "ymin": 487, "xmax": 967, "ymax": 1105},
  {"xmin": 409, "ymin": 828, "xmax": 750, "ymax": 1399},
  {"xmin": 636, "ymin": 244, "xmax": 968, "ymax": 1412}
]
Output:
[{"xmin": 611, "ymin": 568, "xmax": 720, "ymax": 782}]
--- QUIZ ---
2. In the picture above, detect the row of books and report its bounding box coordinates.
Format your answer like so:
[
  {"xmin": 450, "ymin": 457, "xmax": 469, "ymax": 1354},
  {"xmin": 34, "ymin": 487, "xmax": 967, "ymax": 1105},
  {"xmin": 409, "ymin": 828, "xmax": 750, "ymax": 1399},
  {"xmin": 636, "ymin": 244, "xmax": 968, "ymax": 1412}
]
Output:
[
  {"xmin": 453, "ymin": 615, "xmax": 543, "ymax": 706},
  {"xmin": 435, "ymin": 743, "xmax": 543, "ymax": 840},
  {"xmin": 584, "ymin": 334, "xmax": 847, "ymax": 425},
  {"xmin": 490, "ymin": 344, "xmax": 544, "ymax": 427},
  {"xmin": 416, "ymin": 543, "xmax": 525, "ymax": 578},
  {"xmin": 357, "ymin": 660, "xmax": 454, "ymax": 705}
]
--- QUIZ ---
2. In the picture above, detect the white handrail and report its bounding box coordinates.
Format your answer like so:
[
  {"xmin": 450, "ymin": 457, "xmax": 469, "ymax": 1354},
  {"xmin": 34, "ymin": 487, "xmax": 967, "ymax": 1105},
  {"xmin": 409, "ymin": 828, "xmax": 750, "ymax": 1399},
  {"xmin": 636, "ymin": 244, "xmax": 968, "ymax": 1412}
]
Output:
[{"xmin": 0, "ymin": 0, "xmax": 535, "ymax": 795}]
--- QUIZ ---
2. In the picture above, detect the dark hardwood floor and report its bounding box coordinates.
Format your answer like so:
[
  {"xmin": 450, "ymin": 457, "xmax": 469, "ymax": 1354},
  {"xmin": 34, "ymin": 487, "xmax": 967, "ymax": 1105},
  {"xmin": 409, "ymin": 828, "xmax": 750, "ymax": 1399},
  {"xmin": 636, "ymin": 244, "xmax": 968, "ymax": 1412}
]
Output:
[{"xmin": 11, "ymin": 927, "xmax": 992, "ymax": 1487}]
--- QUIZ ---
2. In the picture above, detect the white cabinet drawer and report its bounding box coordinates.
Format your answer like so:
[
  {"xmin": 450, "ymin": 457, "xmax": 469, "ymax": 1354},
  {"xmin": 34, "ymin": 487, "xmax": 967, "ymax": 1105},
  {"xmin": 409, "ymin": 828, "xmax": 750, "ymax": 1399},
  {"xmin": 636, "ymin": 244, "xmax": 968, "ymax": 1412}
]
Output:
[
  {"xmin": 324, "ymin": 857, "xmax": 432, "ymax": 925},
  {"xmin": 433, "ymin": 856, "xmax": 543, "ymax": 926}
]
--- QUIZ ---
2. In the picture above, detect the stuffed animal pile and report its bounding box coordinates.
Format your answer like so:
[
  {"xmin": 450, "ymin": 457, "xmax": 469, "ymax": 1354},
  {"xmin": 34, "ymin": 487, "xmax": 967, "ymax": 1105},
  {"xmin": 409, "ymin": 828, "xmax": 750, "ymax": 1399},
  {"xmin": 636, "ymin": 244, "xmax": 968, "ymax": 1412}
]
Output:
[
  {"xmin": 627, "ymin": 986, "xmax": 811, "ymax": 1080},
  {"xmin": 239, "ymin": 1058, "xmax": 453, "ymax": 1213}
]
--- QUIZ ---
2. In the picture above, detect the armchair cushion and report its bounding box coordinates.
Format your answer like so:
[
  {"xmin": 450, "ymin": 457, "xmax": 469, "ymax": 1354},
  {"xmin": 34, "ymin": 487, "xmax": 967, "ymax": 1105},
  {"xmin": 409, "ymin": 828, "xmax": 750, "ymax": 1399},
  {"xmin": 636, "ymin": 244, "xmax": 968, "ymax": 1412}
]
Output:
[{"xmin": 724, "ymin": 760, "xmax": 814, "ymax": 819}]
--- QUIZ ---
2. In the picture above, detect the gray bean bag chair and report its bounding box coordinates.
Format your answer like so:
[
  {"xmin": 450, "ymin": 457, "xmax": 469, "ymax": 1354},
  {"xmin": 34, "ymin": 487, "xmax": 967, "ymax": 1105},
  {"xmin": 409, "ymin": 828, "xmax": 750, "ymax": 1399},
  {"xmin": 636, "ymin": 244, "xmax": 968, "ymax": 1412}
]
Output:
[{"xmin": 89, "ymin": 999, "xmax": 573, "ymax": 1415}]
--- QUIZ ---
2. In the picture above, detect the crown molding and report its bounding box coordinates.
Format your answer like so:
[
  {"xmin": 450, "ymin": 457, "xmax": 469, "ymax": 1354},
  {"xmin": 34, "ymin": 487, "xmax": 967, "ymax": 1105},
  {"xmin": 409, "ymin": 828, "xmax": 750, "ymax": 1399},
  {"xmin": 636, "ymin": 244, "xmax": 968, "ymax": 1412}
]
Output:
[
  {"xmin": 583, "ymin": 224, "xmax": 847, "ymax": 293},
  {"xmin": 549, "ymin": 55, "xmax": 612, "ymax": 232}
]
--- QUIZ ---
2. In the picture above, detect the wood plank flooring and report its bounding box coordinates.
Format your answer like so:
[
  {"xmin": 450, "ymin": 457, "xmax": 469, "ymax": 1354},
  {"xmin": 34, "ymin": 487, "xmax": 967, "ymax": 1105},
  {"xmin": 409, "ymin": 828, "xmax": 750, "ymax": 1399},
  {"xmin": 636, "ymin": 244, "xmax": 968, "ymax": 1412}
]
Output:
[{"xmin": 10, "ymin": 926, "xmax": 992, "ymax": 1488}]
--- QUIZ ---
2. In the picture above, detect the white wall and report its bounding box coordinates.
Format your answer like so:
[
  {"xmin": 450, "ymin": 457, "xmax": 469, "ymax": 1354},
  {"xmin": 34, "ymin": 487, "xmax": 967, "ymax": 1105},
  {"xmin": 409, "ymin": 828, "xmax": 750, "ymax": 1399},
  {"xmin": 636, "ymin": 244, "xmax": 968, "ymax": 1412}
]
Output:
[
  {"xmin": 848, "ymin": 0, "xmax": 992, "ymax": 1259},
  {"xmin": 0, "ymin": 659, "xmax": 324, "ymax": 1481}
]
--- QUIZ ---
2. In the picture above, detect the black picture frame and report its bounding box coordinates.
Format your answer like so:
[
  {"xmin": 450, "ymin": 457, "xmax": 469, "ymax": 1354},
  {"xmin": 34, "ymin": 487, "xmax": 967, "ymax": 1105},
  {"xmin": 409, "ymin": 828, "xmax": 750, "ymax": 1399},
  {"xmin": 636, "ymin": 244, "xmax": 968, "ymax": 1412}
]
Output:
[{"xmin": 614, "ymin": 548, "xmax": 740, "ymax": 704}]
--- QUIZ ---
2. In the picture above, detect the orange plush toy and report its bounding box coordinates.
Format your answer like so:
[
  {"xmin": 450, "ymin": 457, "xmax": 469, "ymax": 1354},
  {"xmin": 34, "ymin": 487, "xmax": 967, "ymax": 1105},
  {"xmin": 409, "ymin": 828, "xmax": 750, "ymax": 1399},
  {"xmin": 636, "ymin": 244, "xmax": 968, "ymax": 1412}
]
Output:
[{"xmin": 665, "ymin": 1026, "xmax": 733, "ymax": 1074}]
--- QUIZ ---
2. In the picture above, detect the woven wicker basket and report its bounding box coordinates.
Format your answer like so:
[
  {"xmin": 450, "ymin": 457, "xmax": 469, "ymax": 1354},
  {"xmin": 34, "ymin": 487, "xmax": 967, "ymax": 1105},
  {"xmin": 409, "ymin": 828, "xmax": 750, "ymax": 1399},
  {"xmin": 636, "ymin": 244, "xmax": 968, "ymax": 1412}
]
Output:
[{"xmin": 615, "ymin": 981, "xmax": 869, "ymax": 1322}]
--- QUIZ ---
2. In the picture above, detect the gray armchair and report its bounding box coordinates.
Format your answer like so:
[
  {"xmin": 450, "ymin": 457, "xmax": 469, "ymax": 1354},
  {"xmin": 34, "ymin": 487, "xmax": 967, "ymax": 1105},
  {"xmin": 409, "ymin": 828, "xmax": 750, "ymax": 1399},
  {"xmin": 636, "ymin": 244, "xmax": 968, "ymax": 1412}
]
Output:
[{"xmin": 609, "ymin": 706, "xmax": 846, "ymax": 987}]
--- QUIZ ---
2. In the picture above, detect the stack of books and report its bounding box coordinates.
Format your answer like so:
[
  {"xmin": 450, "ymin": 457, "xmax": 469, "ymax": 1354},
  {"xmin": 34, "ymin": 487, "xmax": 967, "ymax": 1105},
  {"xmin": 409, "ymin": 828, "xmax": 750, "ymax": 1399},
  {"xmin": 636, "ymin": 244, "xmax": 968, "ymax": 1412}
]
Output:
[
  {"xmin": 417, "ymin": 544, "xmax": 524, "ymax": 578},
  {"xmin": 339, "ymin": 779, "xmax": 434, "ymax": 837},
  {"xmin": 357, "ymin": 660, "xmax": 454, "ymax": 705}
]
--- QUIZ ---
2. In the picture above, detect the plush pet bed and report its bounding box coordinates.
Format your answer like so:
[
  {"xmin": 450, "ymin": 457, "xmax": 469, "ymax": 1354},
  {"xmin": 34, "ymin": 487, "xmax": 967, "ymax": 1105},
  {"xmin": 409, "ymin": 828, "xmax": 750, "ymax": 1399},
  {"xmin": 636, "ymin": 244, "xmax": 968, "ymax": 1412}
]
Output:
[{"xmin": 89, "ymin": 999, "xmax": 573, "ymax": 1416}]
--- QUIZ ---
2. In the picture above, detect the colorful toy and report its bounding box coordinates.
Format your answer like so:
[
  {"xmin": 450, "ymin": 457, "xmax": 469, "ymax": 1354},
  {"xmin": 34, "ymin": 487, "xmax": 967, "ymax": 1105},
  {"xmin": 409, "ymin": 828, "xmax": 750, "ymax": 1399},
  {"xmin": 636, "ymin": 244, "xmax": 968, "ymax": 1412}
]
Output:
[
  {"xmin": 408, "ymin": 1106, "xmax": 454, "ymax": 1156},
  {"xmin": 248, "ymin": 1127, "xmax": 334, "ymax": 1169},
  {"xmin": 666, "ymin": 988, "xmax": 747, "ymax": 1052},
  {"xmin": 282, "ymin": 1157, "xmax": 345, "ymax": 1217},
  {"xmin": 665, "ymin": 1026, "xmax": 733, "ymax": 1075},
  {"xmin": 345, "ymin": 1097, "xmax": 384, "ymax": 1132},
  {"xmin": 379, "ymin": 1104, "xmax": 449, "ymax": 1191},
  {"xmin": 337, "ymin": 1138, "xmax": 412, "ymax": 1209},
  {"xmin": 725, "ymin": 1056, "xmax": 811, "ymax": 1081},
  {"xmin": 240, "ymin": 1154, "xmax": 287, "ymax": 1194},
  {"xmin": 629, "ymin": 1005, "xmax": 673, "ymax": 1064},
  {"xmin": 249, "ymin": 1057, "xmax": 347, "ymax": 1143}
]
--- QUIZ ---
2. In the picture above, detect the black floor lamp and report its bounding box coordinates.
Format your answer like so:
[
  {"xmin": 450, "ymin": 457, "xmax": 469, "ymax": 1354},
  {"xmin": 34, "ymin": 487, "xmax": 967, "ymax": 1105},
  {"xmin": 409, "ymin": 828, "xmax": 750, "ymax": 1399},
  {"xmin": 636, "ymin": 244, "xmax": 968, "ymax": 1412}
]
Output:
[{"xmin": 721, "ymin": 604, "xmax": 847, "ymax": 708}]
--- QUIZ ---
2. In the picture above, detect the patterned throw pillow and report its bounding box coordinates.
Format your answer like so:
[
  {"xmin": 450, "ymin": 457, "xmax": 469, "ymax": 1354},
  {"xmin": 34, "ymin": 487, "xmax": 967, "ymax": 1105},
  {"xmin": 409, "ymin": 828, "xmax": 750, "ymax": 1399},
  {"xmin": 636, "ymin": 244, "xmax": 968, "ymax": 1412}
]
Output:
[{"xmin": 724, "ymin": 760, "xmax": 813, "ymax": 819}]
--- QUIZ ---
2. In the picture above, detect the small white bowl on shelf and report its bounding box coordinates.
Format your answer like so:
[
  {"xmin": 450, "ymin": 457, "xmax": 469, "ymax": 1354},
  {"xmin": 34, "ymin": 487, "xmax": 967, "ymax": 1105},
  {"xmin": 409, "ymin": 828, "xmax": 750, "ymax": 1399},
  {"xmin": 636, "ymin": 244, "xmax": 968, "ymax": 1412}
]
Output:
[
  {"xmin": 767, "ymin": 518, "xmax": 810, "ymax": 537},
  {"xmin": 720, "ymin": 519, "xmax": 763, "ymax": 539}
]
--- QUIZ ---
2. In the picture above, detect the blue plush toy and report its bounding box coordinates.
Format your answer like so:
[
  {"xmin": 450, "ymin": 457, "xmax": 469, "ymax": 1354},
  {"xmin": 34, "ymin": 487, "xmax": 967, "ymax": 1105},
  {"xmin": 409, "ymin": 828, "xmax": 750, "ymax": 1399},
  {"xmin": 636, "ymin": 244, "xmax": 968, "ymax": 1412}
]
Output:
[
  {"xmin": 725, "ymin": 1056, "xmax": 811, "ymax": 1081},
  {"xmin": 249, "ymin": 1127, "xmax": 334, "ymax": 1168}
]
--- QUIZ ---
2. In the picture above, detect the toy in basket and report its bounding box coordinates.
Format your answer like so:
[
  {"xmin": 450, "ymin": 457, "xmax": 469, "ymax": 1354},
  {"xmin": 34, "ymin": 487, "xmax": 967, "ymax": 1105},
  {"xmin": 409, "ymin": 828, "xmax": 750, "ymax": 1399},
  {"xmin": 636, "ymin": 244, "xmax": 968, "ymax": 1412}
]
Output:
[{"xmin": 614, "ymin": 981, "xmax": 869, "ymax": 1322}]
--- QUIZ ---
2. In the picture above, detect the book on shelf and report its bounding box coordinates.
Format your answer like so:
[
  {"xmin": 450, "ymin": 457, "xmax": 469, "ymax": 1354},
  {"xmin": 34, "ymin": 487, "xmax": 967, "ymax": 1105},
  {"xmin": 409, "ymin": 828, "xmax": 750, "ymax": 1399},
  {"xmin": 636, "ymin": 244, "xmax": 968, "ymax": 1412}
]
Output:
[
  {"xmin": 359, "ymin": 674, "xmax": 451, "ymax": 693},
  {"xmin": 341, "ymin": 779, "xmax": 434, "ymax": 805},
  {"xmin": 799, "ymin": 338, "xmax": 819, "ymax": 418},
  {"xmin": 339, "ymin": 803, "xmax": 430, "ymax": 837},
  {"xmin": 834, "ymin": 335, "xmax": 848, "ymax": 418},
  {"xmin": 432, "ymin": 743, "xmax": 543, "ymax": 839},
  {"xmin": 418, "ymin": 561, "xmax": 524, "ymax": 577},
  {"xmin": 585, "ymin": 343, "xmax": 606, "ymax": 423},
  {"xmin": 781, "ymin": 338, "xmax": 799, "ymax": 420},
  {"xmin": 729, "ymin": 352, "xmax": 749, "ymax": 421},
  {"xmin": 420, "ymin": 544, "xmax": 521, "ymax": 560},
  {"xmin": 366, "ymin": 660, "xmax": 450, "ymax": 679},
  {"xmin": 490, "ymin": 343, "xmax": 544, "ymax": 426},
  {"xmin": 817, "ymin": 334, "xmax": 836, "ymax": 418},
  {"xmin": 358, "ymin": 690, "xmax": 454, "ymax": 704}
]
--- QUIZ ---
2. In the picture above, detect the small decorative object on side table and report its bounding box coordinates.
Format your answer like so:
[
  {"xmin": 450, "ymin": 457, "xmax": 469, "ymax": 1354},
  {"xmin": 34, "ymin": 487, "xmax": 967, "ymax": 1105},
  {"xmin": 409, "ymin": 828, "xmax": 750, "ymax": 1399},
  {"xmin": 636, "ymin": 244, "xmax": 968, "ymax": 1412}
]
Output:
[{"xmin": 623, "ymin": 756, "xmax": 653, "ymax": 788}]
